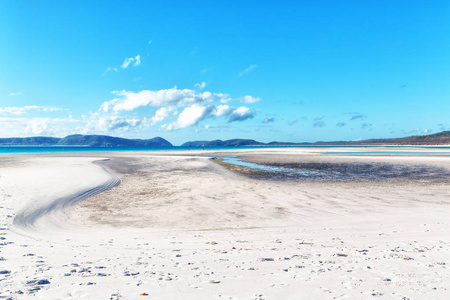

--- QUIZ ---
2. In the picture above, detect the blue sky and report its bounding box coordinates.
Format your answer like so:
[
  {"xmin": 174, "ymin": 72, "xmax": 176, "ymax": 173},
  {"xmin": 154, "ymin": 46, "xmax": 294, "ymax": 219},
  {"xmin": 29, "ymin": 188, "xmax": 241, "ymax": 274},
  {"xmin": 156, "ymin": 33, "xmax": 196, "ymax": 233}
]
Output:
[{"xmin": 1, "ymin": 1, "xmax": 449, "ymax": 145}]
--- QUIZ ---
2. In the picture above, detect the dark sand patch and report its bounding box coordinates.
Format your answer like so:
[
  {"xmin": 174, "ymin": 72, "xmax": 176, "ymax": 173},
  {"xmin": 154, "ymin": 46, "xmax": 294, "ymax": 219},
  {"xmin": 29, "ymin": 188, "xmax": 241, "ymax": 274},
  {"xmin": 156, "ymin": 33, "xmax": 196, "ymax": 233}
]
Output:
[{"xmin": 214, "ymin": 154, "xmax": 450, "ymax": 183}]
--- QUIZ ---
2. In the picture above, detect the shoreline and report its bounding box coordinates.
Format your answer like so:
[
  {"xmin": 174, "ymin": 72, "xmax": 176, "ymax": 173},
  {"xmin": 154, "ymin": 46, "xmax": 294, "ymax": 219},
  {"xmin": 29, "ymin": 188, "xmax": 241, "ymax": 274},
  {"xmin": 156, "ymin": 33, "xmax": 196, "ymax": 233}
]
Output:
[{"xmin": 1, "ymin": 144, "xmax": 450, "ymax": 157}]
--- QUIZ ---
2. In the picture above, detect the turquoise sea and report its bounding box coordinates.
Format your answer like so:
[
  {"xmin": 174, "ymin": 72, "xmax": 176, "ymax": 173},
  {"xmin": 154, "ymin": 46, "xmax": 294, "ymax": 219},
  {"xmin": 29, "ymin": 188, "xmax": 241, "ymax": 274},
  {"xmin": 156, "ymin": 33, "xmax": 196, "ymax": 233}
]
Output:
[
  {"xmin": 0, "ymin": 145, "xmax": 449, "ymax": 155},
  {"xmin": 0, "ymin": 146, "xmax": 218, "ymax": 154}
]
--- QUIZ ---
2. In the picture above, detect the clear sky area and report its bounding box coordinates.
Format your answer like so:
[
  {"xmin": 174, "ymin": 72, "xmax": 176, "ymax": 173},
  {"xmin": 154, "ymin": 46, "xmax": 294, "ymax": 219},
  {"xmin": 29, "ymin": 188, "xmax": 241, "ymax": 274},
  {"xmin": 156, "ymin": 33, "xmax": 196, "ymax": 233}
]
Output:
[{"xmin": 1, "ymin": 1, "xmax": 449, "ymax": 145}]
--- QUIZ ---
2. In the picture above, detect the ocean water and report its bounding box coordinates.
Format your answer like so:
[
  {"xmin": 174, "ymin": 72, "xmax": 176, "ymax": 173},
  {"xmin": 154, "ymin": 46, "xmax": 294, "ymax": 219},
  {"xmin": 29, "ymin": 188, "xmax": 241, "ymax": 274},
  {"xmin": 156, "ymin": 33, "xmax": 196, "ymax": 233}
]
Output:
[
  {"xmin": 0, "ymin": 146, "xmax": 189, "ymax": 154},
  {"xmin": 0, "ymin": 145, "xmax": 449, "ymax": 155},
  {"xmin": 0, "ymin": 145, "xmax": 296, "ymax": 154}
]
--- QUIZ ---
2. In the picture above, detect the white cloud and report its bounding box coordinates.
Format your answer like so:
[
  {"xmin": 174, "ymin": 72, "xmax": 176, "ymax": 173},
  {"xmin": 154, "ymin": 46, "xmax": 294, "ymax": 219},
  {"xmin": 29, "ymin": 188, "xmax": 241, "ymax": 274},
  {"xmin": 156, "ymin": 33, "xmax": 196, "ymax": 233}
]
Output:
[
  {"xmin": 121, "ymin": 55, "xmax": 141, "ymax": 69},
  {"xmin": 40, "ymin": 107, "xmax": 63, "ymax": 112},
  {"xmin": 98, "ymin": 87, "xmax": 260, "ymax": 131},
  {"xmin": 0, "ymin": 116, "xmax": 79, "ymax": 137},
  {"xmin": 104, "ymin": 54, "xmax": 140, "ymax": 75},
  {"xmin": 0, "ymin": 106, "xmax": 38, "ymax": 115},
  {"xmin": 82, "ymin": 113, "xmax": 142, "ymax": 134},
  {"xmin": 103, "ymin": 66, "xmax": 118, "ymax": 75},
  {"xmin": 228, "ymin": 106, "xmax": 254, "ymax": 122},
  {"xmin": 239, "ymin": 95, "xmax": 261, "ymax": 104},
  {"xmin": 214, "ymin": 105, "xmax": 254, "ymax": 122},
  {"xmin": 162, "ymin": 103, "xmax": 254, "ymax": 130},
  {"xmin": 121, "ymin": 58, "xmax": 134, "ymax": 69},
  {"xmin": 0, "ymin": 105, "xmax": 63, "ymax": 116},
  {"xmin": 214, "ymin": 105, "xmax": 233, "ymax": 117},
  {"xmin": 134, "ymin": 55, "xmax": 141, "ymax": 66},
  {"xmin": 150, "ymin": 107, "xmax": 173, "ymax": 125},
  {"xmin": 0, "ymin": 117, "xmax": 28, "ymax": 136},
  {"xmin": 238, "ymin": 64, "xmax": 257, "ymax": 77},
  {"xmin": 9, "ymin": 92, "xmax": 21, "ymax": 96},
  {"xmin": 166, "ymin": 105, "xmax": 212, "ymax": 130},
  {"xmin": 105, "ymin": 87, "xmax": 229, "ymax": 112},
  {"xmin": 109, "ymin": 118, "xmax": 141, "ymax": 131},
  {"xmin": 194, "ymin": 81, "xmax": 206, "ymax": 90},
  {"xmin": 100, "ymin": 101, "xmax": 110, "ymax": 113},
  {"xmin": 25, "ymin": 118, "xmax": 51, "ymax": 135}
]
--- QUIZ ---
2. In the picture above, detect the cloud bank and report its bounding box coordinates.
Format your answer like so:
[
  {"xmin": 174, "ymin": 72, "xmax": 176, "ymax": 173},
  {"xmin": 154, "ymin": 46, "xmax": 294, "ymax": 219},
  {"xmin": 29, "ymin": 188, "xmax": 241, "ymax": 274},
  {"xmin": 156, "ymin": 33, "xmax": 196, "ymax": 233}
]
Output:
[
  {"xmin": 0, "ymin": 116, "xmax": 79, "ymax": 136},
  {"xmin": 97, "ymin": 87, "xmax": 259, "ymax": 131},
  {"xmin": 0, "ymin": 87, "xmax": 260, "ymax": 137}
]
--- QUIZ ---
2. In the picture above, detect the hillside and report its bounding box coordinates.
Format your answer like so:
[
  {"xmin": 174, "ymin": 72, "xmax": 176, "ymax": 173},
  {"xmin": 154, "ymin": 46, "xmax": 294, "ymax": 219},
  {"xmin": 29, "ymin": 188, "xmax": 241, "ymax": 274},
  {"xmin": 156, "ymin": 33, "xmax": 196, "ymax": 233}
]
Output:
[
  {"xmin": 337, "ymin": 131, "xmax": 450, "ymax": 146},
  {"xmin": 183, "ymin": 131, "xmax": 450, "ymax": 147},
  {"xmin": 181, "ymin": 139, "xmax": 264, "ymax": 147},
  {"xmin": 0, "ymin": 135, "xmax": 173, "ymax": 147},
  {"xmin": 1, "ymin": 131, "xmax": 449, "ymax": 148}
]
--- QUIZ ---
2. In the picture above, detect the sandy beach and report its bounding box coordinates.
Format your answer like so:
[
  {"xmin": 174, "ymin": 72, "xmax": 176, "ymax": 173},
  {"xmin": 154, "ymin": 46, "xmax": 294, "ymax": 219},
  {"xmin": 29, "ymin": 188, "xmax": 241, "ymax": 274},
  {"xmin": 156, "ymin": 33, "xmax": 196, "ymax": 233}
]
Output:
[{"xmin": 0, "ymin": 148, "xmax": 449, "ymax": 299}]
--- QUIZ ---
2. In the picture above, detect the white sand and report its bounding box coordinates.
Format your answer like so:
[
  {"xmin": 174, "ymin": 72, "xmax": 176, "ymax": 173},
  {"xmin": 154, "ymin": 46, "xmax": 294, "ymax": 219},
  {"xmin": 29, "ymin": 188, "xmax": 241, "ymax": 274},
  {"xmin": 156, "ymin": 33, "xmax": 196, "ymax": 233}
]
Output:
[{"xmin": 0, "ymin": 148, "xmax": 449, "ymax": 299}]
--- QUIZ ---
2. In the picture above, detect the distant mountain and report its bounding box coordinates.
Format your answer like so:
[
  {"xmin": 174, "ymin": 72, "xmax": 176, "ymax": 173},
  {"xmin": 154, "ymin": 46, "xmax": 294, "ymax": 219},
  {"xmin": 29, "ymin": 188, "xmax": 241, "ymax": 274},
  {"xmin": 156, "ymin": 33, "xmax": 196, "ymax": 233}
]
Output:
[
  {"xmin": 340, "ymin": 131, "xmax": 450, "ymax": 146},
  {"xmin": 181, "ymin": 139, "xmax": 264, "ymax": 147},
  {"xmin": 0, "ymin": 135, "xmax": 173, "ymax": 147},
  {"xmin": 1, "ymin": 131, "xmax": 449, "ymax": 148},
  {"xmin": 57, "ymin": 135, "xmax": 172, "ymax": 147},
  {"xmin": 182, "ymin": 131, "xmax": 450, "ymax": 147}
]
